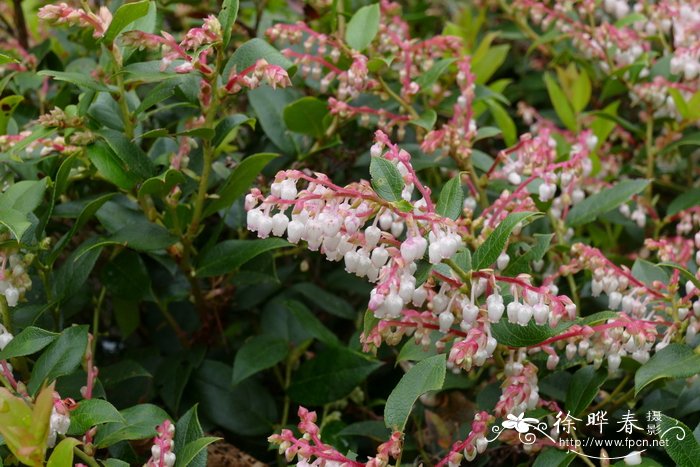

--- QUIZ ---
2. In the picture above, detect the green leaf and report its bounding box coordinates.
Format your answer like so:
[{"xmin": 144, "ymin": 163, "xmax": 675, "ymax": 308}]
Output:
[
  {"xmin": 0, "ymin": 327, "xmax": 58, "ymax": 360},
  {"xmin": 544, "ymin": 73, "xmax": 577, "ymax": 131},
  {"xmin": 286, "ymin": 300, "xmax": 340, "ymax": 345},
  {"xmin": 54, "ymin": 242, "xmax": 103, "ymax": 299},
  {"xmin": 0, "ymin": 52, "xmax": 18, "ymax": 65},
  {"xmin": 660, "ymin": 132, "xmax": 700, "ymax": 155},
  {"xmin": 138, "ymin": 169, "xmax": 185, "ymax": 198},
  {"xmin": 0, "ymin": 96, "xmax": 23, "ymax": 134},
  {"xmin": 213, "ymin": 114, "xmax": 256, "ymax": 150},
  {"xmin": 95, "ymin": 404, "xmax": 170, "ymax": 448},
  {"xmin": 571, "ymin": 69, "xmax": 591, "ymax": 113},
  {"xmin": 98, "ymin": 128, "xmax": 154, "ymax": 179},
  {"xmin": 247, "ymin": 86, "xmax": 301, "ymax": 155},
  {"xmin": 410, "ymin": 109, "xmax": 437, "ymax": 130},
  {"xmin": 28, "ymin": 325, "xmax": 89, "ymax": 394},
  {"xmin": 345, "ymin": 4, "xmax": 380, "ymax": 51},
  {"xmin": 288, "ymin": 346, "xmax": 382, "ymax": 405},
  {"xmin": 485, "ymin": 100, "xmax": 516, "ymax": 145},
  {"xmin": 416, "ymin": 58, "xmax": 456, "ymax": 90},
  {"xmin": 385, "ymin": 354, "xmax": 446, "ymax": 431},
  {"xmin": 103, "ymin": 0, "xmax": 150, "ymax": 43},
  {"xmin": 38, "ymin": 70, "xmax": 115, "ymax": 92},
  {"xmin": 203, "ymin": 153, "xmax": 277, "ymax": 216},
  {"xmin": 472, "ymin": 212, "xmax": 539, "ymax": 270},
  {"xmin": 197, "ymin": 238, "xmax": 290, "ymax": 277},
  {"xmin": 194, "ymin": 360, "xmax": 277, "ymax": 436},
  {"xmin": 0, "ymin": 180, "xmax": 48, "ymax": 214},
  {"xmin": 658, "ymin": 415, "xmax": 700, "ymax": 467},
  {"xmin": 631, "ymin": 258, "xmax": 668, "ymax": 287},
  {"xmin": 283, "ymin": 97, "xmax": 329, "ymax": 138},
  {"xmin": 175, "ymin": 405, "xmax": 206, "ymax": 467},
  {"xmin": 635, "ymin": 344, "xmax": 700, "ymax": 396},
  {"xmin": 667, "ymin": 188, "xmax": 700, "ymax": 216},
  {"xmin": 474, "ymin": 126, "xmax": 502, "ymax": 141},
  {"xmin": 232, "ymin": 335, "xmax": 288, "ymax": 385},
  {"xmin": 472, "ymin": 44, "xmax": 509, "ymax": 84},
  {"xmin": 566, "ymin": 179, "xmax": 649, "ymax": 226},
  {"xmin": 0, "ymin": 209, "xmax": 32, "ymax": 242},
  {"xmin": 175, "ymin": 437, "xmax": 221, "ymax": 467},
  {"xmin": 47, "ymin": 438, "xmax": 80, "ymax": 467},
  {"xmin": 87, "ymin": 142, "xmax": 140, "ymax": 189},
  {"xmin": 436, "ymin": 175, "xmax": 464, "ymax": 220},
  {"xmin": 218, "ymin": 0, "xmax": 239, "ymax": 48},
  {"xmin": 289, "ymin": 282, "xmax": 355, "ymax": 319},
  {"xmin": 503, "ymin": 233, "xmax": 553, "ymax": 276},
  {"xmin": 223, "ymin": 38, "xmax": 293, "ymax": 79},
  {"xmin": 101, "ymin": 221, "xmax": 177, "ymax": 252},
  {"xmin": 370, "ymin": 156, "xmax": 404, "ymax": 202},
  {"xmin": 533, "ymin": 448, "xmax": 576, "ymax": 467},
  {"xmin": 67, "ymin": 399, "xmax": 125, "ymax": 436},
  {"xmin": 491, "ymin": 319, "xmax": 573, "ymax": 348},
  {"xmin": 565, "ymin": 366, "xmax": 606, "ymax": 416}
]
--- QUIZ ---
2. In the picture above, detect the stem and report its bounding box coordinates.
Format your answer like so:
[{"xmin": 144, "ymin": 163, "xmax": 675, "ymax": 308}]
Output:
[
  {"xmin": 92, "ymin": 286, "xmax": 106, "ymax": 355},
  {"xmin": 0, "ymin": 294, "xmax": 12, "ymax": 334},
  {"xmin": 644, "ymin": 112, "xmax": 655, "ymax": 202},
  {"xmin": 12, "ymin": 0, "xmax": 28, "ymax": 49},
  {"xmin": 74, "ymin": 446, "xmax": 100, "ymax": 467},
  {"xmin": 378, "ymin": 77, "xmax": 419, "ymax": 120},
  {"xmin": 589, "ymin": 374, "xmax": 631, "ymax": 413}
]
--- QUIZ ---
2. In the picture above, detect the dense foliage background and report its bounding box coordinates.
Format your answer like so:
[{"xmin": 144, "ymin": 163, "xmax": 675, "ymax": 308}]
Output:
[{"xmin": 1, "ymin": 0, "xmax": 700, "ymax": 466}]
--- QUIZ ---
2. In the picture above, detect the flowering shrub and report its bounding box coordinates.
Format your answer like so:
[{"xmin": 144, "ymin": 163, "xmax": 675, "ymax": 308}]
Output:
[{"xmin": 1, "ymin": 0, "xmax": 700, "ymax": 465}]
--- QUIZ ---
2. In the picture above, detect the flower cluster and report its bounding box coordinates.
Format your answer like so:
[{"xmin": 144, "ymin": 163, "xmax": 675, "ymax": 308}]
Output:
[
  {"xmin": 37, "ymin": 2, "xmax": 112, "ymax": 38},
  {"xmin": 47, "ymin": 395, "xmax": 72, "ymax": 447},
  {"xmin": 0, "ymin": 244, "xmax": 32, "ymax": 308},
  {"xmin": 269, "ymin": 407, "xmax": 403, "ymax": 467},
  {"xmin": 144, "ymin": 420, "xmax": 176, "ymax": 467}
]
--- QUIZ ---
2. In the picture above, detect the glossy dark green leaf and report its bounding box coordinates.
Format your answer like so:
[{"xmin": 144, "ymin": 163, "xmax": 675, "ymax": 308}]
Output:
[
  {"xmin": 385, "ymin": 354, "xmax": 446, "ymax": 430},
  {"xmin": 95, "ymin": 404, "xmax": 170, "ymax": 448},
  {"xmin": 491, "ymin": 319, "xmax": 573, "ymax": 348},
  {"xmin": 436, "ymin": 175, "xmax": 463, "ymax": 220},
  {"xmin": 98, "ymin": 128, "xmax": 154, "ymax": 179},
  {"xmin": 28, "ymin": 325, "xmax": 89, "ymax": 394},
  {"xmin": 218, "ymin": 0, "xmax": 239, "ymax": 48},
  {"xmin": 175, "ymin": 405, "xmax": 206, "ymax": 467},
  {"xmin": 103, "ymin": 0, "xmax": 151, "ymax": 43},
  {"xmin": 565, "ymin": 366, "xmax": 606, "ymax": 416},
  {"xmin": 194, "ymin": 360, "xmax": 277, "ymax": 436},
  {"xmin": 503, "ymin": 233, "xmax": 553, "ymax": 276},
  {"xmin": 658, "ymin": 415, "xmax": 700, "ymax": 467},
  {"xmin": 283, "ymin": 97, "xmax": 329, "ymax": 138},
  {"xmin": 223, "ymin": 38, "xmax": 293, "ymax": 79},
  {"xmin": 0, "ymin": 209, "xmax": 31, "ymax": 242},
  {"xmin": 67, "ymin": 399, "xmax": 125, "ymax": 435},
  {"xmin": 635, "ymin": 344, "xmax": 700, "ymax": 396},
  {"xmin": 196, "ymin": 238, "xmax": 290, "ymax": 277},
  {"xmin": 203, "ymin": 152, "xmax": 277, "ymax": 216},
  {"xmin": 288, "ymin": 346, "xmax": 382, "ymax": 406},
  {"xmin": 566, "ymin": 179, "xmax": 649, "ymax": 227},
  {"xmin": 289, "ymin": 282, "xmax": 355, "ymax": 319},
  {"xmin": 667, "ymin": 188, "xmax": 700, "ymax": 216},
  {"xmin": 370, "ymin": 156, "xmax": 404, "ymax": 202},
  {"xmin": 0, "ymin": 179, "xmax": 47, "ymax": 214},
  {"xmin": 0, "ymin": 327, "xmax": 58, "ymax": 360},
  {"xmin": 472, "ymin": 212, "xmax": 539, "ymax": 270},
  {"xmin": 175, "ymin": 437, "xmax": 221, "ymax": 467},
  {"xmin": 232, "ymin": 335, "xmax": 288, "ymax": 385},
  {"xmin": 87, "ymin": 142, "xmax": 140, "ymax": 190}
]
